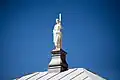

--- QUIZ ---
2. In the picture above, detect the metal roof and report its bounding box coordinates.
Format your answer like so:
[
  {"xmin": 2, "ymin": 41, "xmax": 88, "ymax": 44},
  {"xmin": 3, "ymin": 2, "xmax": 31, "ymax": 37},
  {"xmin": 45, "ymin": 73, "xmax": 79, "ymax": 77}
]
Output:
[{"xmin": 16, "ymin": 68, "xmax": 106, "ymax": 80}]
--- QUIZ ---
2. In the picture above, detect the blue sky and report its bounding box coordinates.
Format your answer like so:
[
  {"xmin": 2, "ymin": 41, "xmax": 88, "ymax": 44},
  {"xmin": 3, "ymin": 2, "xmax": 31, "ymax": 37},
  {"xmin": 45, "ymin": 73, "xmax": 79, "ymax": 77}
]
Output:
[{"xmin": 0, "ymin": 0, "xmax": 120, "ymax": 80}]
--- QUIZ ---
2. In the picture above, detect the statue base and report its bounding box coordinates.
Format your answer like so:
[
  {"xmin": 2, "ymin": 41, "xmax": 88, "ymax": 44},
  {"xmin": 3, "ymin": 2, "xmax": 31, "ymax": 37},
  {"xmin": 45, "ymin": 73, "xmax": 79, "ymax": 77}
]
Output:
[{"xmin": 48, "ymin": 49, "xmax": 68, "ymax": 73}]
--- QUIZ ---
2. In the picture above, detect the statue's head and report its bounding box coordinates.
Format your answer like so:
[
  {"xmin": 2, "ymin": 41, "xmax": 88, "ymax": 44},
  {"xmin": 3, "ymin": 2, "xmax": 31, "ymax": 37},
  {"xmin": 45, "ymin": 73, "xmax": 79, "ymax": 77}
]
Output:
[{"xmin": 56, "ymin": 19, "xmax": 60, "ymax": 24}]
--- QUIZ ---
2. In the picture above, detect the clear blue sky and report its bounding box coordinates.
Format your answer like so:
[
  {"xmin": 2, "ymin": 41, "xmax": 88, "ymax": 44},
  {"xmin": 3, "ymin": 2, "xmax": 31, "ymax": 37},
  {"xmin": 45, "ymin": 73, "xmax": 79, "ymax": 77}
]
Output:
[{"xmin": 0, "ymin": 0, "xmax": 120, "ymax": 80}]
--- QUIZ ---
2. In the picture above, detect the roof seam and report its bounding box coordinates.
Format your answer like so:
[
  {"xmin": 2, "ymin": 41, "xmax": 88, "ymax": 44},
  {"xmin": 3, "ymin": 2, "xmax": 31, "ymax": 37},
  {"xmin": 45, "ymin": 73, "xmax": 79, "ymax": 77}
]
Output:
[
  {"xmin": 58, "ymin": 68, "xmax": 78, "ymax": 80},
  {"xmin": 36, "ymin": 72, "xmax": 49, "ymax": 80},
  {"xmin": 83, "ymin": 76, "xmax": 89, "ymax": 80},
  {"xmin": 70, "ymin": 71, "xmax": 84, "ymax": 80},
  {"xmin": 25, "ymin": 72, "xmax": 40, "ymax": 80},
  {"xmin": 47, "ymin": 72, "xmax": 60, "ymax": 80}
]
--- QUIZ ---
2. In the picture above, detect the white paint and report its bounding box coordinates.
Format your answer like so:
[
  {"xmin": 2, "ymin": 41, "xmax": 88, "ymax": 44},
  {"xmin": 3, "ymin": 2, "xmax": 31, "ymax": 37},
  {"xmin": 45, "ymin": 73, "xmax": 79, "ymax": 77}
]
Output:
[
  {"xmin": 53, "ymin": 14, "xmax": 62, "ymax": 51},
  {"xmin": 17, "ymin": 68, "xmax": 106, "ymax": 80}
]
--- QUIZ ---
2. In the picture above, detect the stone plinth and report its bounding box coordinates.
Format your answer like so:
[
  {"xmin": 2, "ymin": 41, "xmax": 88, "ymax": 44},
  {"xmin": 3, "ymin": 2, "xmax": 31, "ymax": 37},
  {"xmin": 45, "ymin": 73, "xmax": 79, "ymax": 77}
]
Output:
[{"xmin": 48, "ymin": 49, "xmax": 68, "ymax": 73}]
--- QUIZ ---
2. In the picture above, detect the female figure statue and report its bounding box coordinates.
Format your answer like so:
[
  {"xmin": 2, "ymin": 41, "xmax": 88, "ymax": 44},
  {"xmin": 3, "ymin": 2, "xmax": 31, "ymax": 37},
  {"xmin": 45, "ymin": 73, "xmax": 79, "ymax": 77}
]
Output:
[{"xmin": 53, "ymin": 14, "xmax": 62, "ymax": 51}]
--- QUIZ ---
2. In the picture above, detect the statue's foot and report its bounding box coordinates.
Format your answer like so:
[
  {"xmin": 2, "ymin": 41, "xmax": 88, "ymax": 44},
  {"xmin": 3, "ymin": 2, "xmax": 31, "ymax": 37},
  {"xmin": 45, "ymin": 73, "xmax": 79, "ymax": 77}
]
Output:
[{"xmin": 52, "ymin": 48, "xmax": 60, "ymax": 51}]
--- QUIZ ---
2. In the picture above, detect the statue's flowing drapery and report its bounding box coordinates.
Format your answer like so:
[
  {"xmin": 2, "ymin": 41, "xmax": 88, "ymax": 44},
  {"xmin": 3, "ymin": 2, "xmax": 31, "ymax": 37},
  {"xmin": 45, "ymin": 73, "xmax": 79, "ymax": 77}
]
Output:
[{"xmin": 53, "ymin": 23, "xmax": 62, "ymax": 50}]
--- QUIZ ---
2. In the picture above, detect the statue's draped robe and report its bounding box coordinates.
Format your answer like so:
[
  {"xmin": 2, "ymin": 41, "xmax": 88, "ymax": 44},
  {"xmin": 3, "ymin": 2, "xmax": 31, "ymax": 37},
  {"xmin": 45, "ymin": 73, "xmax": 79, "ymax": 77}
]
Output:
[{"xmin": 53, "ymin": 23, "xmax": 62, "ymax": 49}]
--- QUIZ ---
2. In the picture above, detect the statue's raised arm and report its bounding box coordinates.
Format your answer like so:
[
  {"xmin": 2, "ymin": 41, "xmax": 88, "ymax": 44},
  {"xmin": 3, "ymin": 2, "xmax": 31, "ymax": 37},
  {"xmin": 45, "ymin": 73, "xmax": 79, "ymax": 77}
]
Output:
[
  {"xmin": 53, "ymin": 13, "xmax": 62, "ymax": 51},
  {"xmin": 59, "ymin": 13, "xmax": 61, "ymax": 22}
]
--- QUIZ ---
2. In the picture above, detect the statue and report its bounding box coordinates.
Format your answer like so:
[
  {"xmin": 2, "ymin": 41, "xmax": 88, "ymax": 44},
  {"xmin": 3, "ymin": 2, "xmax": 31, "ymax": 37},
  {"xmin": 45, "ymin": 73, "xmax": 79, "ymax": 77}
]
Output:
[{"xmin": 53, "ymin": 13, "xmax": 62, "ymax": 51}]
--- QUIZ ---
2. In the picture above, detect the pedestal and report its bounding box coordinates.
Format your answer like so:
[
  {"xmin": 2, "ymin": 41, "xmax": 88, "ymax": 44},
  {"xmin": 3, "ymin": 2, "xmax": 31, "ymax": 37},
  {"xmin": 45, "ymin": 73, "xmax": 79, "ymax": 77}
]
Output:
[{"xmin": 48, "ymin": 49, "xmax": 68, "ymax": 73}]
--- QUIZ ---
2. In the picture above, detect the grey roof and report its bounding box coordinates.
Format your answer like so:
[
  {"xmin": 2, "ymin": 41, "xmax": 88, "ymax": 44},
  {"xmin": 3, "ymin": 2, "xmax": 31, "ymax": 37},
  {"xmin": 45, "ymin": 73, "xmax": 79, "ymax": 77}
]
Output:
[{"xmin": 16, "ymin": 68, "xmax": 106, "ymax": 80}]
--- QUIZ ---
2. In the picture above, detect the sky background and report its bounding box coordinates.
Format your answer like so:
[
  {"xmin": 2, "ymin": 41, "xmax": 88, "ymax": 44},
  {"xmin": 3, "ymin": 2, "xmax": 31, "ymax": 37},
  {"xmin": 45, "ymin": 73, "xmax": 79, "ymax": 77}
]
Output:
[{"xmin": 0, "ymin": 0, "xmax": 120, "ymax": 80}]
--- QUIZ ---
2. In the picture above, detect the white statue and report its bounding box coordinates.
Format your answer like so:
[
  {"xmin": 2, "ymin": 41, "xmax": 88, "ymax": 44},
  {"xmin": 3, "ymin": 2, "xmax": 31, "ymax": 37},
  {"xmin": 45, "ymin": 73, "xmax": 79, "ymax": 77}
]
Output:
[{"xmin": 53, "ymin": 13, "xmax": 62, "ymax": 51}]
